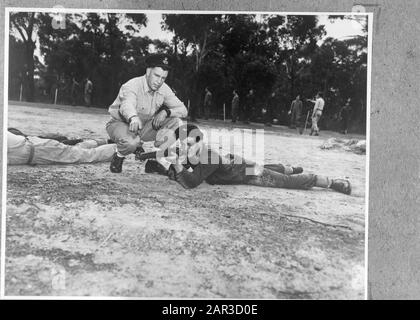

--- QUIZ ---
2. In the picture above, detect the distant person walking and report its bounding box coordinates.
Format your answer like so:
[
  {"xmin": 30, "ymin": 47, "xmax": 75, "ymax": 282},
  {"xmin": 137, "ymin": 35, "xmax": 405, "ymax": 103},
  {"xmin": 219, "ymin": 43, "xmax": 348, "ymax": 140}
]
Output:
[
  {"xmin": 289, "ymin": 94, "xmax": 303, "ymax": 130},
  {"xmin": 307, "ymin": 92, "xmax": 325, "ymax": 136},
  {"xmin": 231, "ymin": 89, "xmax": 240, "ymax": 123},
  {"xmin": 244, "ymin": 89, "xmax": 256, "ymax": 124},
  {"xmin": 71, "ymin": 77, "xmax": 80, "ymax": 106},
  {"xmin": 84, "ymin": 77, "xmax": 93, "ymax": 107},
  {"xmin": 203, "ymin": 87, "xmax": 212, "ymax": 120},
  {"xmin": 339, "ymin": 99, "xmax": 352, "ymax": 134}
]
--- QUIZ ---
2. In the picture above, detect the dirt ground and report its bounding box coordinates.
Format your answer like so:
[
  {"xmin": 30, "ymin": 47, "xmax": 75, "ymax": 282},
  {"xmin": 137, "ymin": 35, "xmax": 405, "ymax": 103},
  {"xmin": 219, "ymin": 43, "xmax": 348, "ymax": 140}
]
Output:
[{"xmin": 5, "ymin": 101, "xmax": 366, "ymax": 299}]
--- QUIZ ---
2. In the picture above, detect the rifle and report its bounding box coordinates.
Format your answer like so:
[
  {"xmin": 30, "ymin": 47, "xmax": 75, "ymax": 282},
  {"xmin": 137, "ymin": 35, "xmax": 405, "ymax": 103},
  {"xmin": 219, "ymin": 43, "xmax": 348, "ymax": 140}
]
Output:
[
  {"xmin": 303, "ymin": 111, "xmax": 310, "ymax": 134},
  {"xmin": 135, "ymin": 147, "xmax": 181, "ymax": 161}
]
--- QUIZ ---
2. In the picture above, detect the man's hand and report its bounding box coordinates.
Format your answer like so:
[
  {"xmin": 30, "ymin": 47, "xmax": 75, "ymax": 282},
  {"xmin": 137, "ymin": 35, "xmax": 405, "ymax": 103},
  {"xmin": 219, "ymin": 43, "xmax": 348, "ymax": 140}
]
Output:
[
  {"xmin": 152, "ymin": 110, "xmax": 168, "ymax": 130},
  {"xmin": 129, "ymin": 116, "xmax": 142, "ymax": 132}
]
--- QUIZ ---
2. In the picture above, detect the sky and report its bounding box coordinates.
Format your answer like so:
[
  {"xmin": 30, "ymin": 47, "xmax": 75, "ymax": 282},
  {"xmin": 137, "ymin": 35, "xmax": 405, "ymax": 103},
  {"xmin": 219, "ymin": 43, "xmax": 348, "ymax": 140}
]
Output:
[{"xmin": 137, "ymin": 13, "xmax": 365, "ymax": 44}]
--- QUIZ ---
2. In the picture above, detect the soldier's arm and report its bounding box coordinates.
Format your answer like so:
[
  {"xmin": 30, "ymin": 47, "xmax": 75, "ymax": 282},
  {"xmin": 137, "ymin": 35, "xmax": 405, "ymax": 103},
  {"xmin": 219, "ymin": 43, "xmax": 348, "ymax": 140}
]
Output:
[
  {"xmin": 162, "ymin": 87, "xmax": 187, "ymax": 118},
  {"xmin": 289, "ymin": 101, "xmax": 294, "ymax": 112},
  {"xmin": 171, "ymin": 162, "xmax": 219, "ymax": 189},
  {"xmin": 118, "ymin": 82, "xmax": 139, "ymax": 123},
  {"xmin": 171, "ymin": 150, "xmax": 220, "ymax": 189}
]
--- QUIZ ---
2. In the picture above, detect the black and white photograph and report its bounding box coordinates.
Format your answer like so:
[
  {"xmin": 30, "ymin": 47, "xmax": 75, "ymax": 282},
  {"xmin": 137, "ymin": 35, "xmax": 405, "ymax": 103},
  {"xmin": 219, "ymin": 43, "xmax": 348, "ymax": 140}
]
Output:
[{"xmin": 3, "ymin": 8, "xmax": 370, "ymax": 299}]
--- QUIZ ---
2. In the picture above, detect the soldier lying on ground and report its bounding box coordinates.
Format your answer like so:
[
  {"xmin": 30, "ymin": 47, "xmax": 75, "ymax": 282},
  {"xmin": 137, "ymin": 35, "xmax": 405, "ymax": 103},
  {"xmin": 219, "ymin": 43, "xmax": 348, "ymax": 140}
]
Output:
[
  {"xmin": 140, "ymin": 124, "xmax": 352, "ymax": 195},
  {"xmin": 7, "ymin": 128, "xmax": 116, "ymax": 165}
]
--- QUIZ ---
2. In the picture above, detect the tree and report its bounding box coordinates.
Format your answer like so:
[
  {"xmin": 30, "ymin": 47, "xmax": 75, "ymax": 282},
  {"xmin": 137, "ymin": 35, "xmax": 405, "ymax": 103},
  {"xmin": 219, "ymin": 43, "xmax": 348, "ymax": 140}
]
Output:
[
  {"xmin": 10, "ymin": 12, "xmax": 38, "ymax": 101},
  {"xmin": 162, "ymin": 14, "xmax": 225, "ymax": 118},
  {"xmin": 265, "ymin": 15, "xmax": 326, "ymax": 100},
  {"xmin": 35, "ymin": 12, "xmax": 148, "ymax": 106},
  {"xmin": 8, "ymin": 12, "xmax": 368, "ymax": 131},
  {"xmin": 8, "ymin": 35, "xmax": 27, "ymax": 100}
]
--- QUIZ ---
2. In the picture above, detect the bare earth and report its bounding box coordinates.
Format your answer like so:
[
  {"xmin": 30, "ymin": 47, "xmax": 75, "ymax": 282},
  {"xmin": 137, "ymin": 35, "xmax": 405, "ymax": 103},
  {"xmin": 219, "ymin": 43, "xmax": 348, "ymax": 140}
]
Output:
[{"xmin": 5, "ymin": 101, "xmax": 366, "ymax": 299}]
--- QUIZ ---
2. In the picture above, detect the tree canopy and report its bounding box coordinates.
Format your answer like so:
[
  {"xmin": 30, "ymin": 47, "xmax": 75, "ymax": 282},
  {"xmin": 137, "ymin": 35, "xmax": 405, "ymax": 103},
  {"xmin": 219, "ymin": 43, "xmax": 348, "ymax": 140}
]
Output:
[{"xmin": 8, "ymin": 12, "xmax": 368, "ymax": 132}]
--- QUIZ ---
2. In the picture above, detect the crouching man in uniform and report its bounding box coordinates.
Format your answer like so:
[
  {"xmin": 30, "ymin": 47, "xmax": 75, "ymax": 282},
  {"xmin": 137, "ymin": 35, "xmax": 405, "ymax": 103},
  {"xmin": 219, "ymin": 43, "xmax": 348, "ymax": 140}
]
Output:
[{"xmin": 106, "ymin": 53, "xmax": 187, "ymax": 173}]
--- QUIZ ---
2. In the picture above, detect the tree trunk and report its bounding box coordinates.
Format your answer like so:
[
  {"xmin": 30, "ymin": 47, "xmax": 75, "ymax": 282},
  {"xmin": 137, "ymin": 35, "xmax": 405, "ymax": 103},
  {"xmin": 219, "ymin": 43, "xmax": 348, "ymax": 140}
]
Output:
[
  {"xmin": 173, "ymin": 35, "xmax": 178, "ymax": 56},
  {"xmin": 25, "ymin": 44, "xmax": 35, "ymax": 101},
  {"xmin": 19, "ymin": 13, "xmax": 36, "ymax": 102},
  {"xmin": 290, "ymin": 56, "xmax": 295, "ymax": 101}
]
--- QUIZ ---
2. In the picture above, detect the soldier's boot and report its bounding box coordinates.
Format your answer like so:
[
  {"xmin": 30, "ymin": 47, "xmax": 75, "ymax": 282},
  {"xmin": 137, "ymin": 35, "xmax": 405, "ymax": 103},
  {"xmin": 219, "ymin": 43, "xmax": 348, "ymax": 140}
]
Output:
[
  {"xmin": 145, "ymin": 160, "xmax": 168, "ymax": 175},
  {"xmin": 110, "ymin": 152, "xmax": 125, "ymax": 173},
  {"xmin": 330, "ymin": 179, "xmax": 352, "ymax": 195},
  {"xmin": 292, "ymin": 167, "xmax": 304, "ymax": 174}
]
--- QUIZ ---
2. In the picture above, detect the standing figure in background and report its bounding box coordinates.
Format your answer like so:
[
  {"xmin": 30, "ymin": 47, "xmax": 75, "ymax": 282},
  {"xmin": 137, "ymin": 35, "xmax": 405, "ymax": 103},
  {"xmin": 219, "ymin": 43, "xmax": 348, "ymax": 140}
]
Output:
[
  {"xmin": 265, "ymin": 92, "xmax": 276, "ymax": 126},
  {"xmin": 71, "ymin": 77, "xmax": 80, "ymax": 106},
  {"xmin": 339, "ymin": 99, "xmax": 352, "ymax": 134},
  {"xmin": 84, "ymin": 77, "xmax": 93, "ymax": 107},
  {"xmin": 289, "ymin": 94, "xmax": 304, "ymax": 134},
  {"xmin": 203, "ymin": 87, "xmax": 212, "ymax": 120},
  {"xmin": 307, "ymin": 91, "xmax": 325, "ymax": 136},
  {"xmin": 244, "ymin": 89, "xmax": 256, "ymax": 124},
  {"xmin": 231, "ymin": 89, "xmax": 240, "ymax": 123},
  {"xmin": 289, "ymin": 94, "xmax": 303, "ymax": 129}
]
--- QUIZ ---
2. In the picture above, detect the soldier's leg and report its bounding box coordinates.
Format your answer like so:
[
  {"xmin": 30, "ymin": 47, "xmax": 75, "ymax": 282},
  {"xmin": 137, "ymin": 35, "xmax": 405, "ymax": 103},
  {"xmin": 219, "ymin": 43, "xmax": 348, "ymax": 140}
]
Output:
[
  {"xmin": 290, "ymin": 110, "xmax": 296, "ymax": 128},
  {"xmin": 139, "ymin": 117, "xmax": 183, "ymax": 147},
  {"xmin": 247, "ymin": 168, "xmax": 351, "ymax": 194},
  {"xmin": 231, "ymin": 106, "xmax": 236, "ymax": 122},
  {"xmin": 106, "ymin": 119, "xmax": 141, "ymax": 173},
  {"xmin": 310, "ymin": 115, "xmax": 316, "ymax": 135},
  {"xmin": 246, "ymin": 168, "xmax": 317, "ymax": 190},
  {"xmin": 204, "ymin": 105, "xmax": 209, "ymax": 120},
  {"xmin": 313, "ymin": 112, "xmax": 321, "ymax": 135},
  {"xmin": 7, "ymin": 140, "xmax": 32, "ymax": 165},
  {"xmin": 29, "ymin": 137, "xmax": 116, "ymax": 165},
  {"xmin": 106, "ymin": 120, "xmax": 141, "ymax": 156}
]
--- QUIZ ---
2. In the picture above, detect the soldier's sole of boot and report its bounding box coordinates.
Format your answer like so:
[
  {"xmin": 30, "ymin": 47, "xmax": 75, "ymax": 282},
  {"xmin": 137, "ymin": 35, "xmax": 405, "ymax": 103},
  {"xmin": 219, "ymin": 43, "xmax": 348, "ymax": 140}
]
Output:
[{"xmin": 332, "ymin": 179, "xmax": 351, "ymax": 195}]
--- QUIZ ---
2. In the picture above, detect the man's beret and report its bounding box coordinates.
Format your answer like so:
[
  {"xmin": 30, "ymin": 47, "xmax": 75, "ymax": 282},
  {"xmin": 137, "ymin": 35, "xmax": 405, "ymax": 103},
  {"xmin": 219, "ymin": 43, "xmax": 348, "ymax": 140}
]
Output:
[{"xmin": 145, "ymin": 53, "xmax": 172, "ymax": 70}]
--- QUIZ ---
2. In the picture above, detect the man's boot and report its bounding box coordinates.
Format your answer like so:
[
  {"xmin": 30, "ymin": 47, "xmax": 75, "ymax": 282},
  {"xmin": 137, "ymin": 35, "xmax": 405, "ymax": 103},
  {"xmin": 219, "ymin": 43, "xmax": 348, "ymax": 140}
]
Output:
[
  {"xmin": 110, "ymin": 152, "xmax": 125, "ymax": 173},
  {"xmin": 145, "ymin": 160, "xmax": 169, "ymax": 175},
  {"xmin": 330, "ymin": 179, "xmax": 352, "ymax": 195},
  {"xmin": 292, "ymin": 167, "xmax": 303, "ymax": 174}
]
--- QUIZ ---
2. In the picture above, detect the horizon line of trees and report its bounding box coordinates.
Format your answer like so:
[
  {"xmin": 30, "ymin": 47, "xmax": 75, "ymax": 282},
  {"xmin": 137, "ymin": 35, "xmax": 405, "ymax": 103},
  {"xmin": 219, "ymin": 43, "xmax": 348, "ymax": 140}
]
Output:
[{"xmin": 8, "ymin": 12, "xmax": 368, "ymax": 132}]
